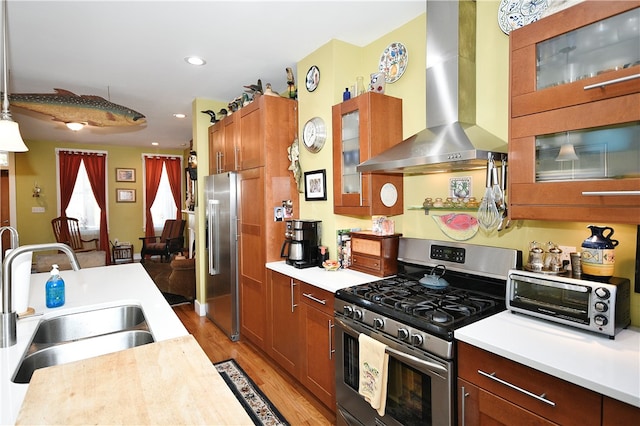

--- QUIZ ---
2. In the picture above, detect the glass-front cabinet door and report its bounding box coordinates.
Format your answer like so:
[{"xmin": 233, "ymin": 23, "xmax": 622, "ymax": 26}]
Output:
[
  {"xmin": 536, "ymin": 8, "xmax": 639, "ymax": 91},
  {"xmin": 511, "ymin": 2, "xmax": 640, "ymax": 118},
  {"xmin": 341, "ymin": 110, "xmax": 361, "ymax": 198},
  {"xmin": 509, "ymin": 1, "xmax": 640, "ymax": 224},
  {"xmin": 332, "ymin": 92, "xmax": 404, "ymax": 217}
]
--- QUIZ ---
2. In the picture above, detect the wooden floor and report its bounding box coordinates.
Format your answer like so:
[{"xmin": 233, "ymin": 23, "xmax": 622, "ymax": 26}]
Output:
[{"xmin": 172, "ymin": 303, "xmax": 335, "ymax": 425}]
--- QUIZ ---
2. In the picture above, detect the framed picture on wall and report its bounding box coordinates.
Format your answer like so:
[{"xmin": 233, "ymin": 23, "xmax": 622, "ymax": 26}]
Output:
[
  {"xmin": 116, "ymin": 188, "xmax": 136, "ymax": 203},
  {"xmin": 304, "ymin": 169, "xmax": 327, "ymax": 201},
  {"xmin": 116, "ymin": 168, "xmax": 136, "ymax": 182}
]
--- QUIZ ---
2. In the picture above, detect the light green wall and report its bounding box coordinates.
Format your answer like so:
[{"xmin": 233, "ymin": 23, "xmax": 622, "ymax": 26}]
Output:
[{"xmin": 14, "ymin": 140, "xmax": 184, "ymax": 252}]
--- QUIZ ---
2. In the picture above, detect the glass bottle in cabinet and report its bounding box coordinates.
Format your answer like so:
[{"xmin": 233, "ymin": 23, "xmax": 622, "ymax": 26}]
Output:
[{"xmin": 332, "ymin": 92, "xmax": 403, "ymax": 216}]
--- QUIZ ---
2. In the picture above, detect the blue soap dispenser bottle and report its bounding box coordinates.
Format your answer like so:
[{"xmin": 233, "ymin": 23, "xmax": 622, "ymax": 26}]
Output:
[{"xmin": 45, "ymin": 264, "xmax": 65, "ymax": 308}]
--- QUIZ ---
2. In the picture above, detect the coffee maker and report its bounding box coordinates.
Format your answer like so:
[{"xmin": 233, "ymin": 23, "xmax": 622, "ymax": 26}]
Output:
[{"xmin": 280, "ymin": 220, "xmax": 321, "ymax": 269}]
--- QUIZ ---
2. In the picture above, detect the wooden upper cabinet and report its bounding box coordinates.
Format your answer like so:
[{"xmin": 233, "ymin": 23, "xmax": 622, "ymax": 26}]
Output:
[
  {"xmin": 239, "ymin": 95, "xmax": 296, "ymax": 171},
  {"xmin": 332, "ymin": 92, "xmax": 404, "ymax": 217},
  {"xmin": 510, "ymin": 1, "xmax": 640, "ymax": 118},
  {"xmin": 508, "ymin": 1, "xmax": 640, "ymax": 224},
  {"xmin": 208, "ymin": 114, "xmax": 238, "ymax": 174}
]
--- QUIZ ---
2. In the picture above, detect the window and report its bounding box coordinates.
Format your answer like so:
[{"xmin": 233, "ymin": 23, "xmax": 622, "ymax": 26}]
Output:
[
  {"xmin": 142, "ymin": 155, "xmax": 182, "ymax": 235},
  {"xmin": 150, "ymin": 163, "xmax": 177, "ymax": 231},
  {"xmin": 65, "ymin": 161, "xmax": 100, "ymax": 231},
  {"xmin": 56, "ymin": 149, "xmax": 108, "ymax": 243}
]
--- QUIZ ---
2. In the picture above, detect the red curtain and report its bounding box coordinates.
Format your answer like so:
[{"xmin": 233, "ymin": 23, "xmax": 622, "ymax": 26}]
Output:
[
  {"xmin": 58, "ymin": 151, "xmax": 82, "ymax": 215},
  {"xmin": 164, "ymin": 157, "xmax": 182, "ymax": 218},
  {"xmin": 144, "ymin": 156, "xmax": 165, "ymax": 237},
  {"xmin": 83, "ymin": 153, "xmax": 110, "ymax": 264}
]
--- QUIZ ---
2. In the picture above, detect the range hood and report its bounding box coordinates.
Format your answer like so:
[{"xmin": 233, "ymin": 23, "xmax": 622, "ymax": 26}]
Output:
[{"xmin": 357, "ymin": 0, "xmax": 507, "ymax": 175}]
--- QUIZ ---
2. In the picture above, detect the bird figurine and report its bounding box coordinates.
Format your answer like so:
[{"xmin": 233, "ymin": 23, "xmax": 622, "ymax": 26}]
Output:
[
  {"xmin": 217, "ymin": 108, "xmax": 228, "ymax": 119},
  {"xmin": 264, "ymin": 83, "xmax": 280, "ymax": 97},
  {"xmin": 243, "ymin": 79, "xmax": 263, "ymax": 96},
  {"xmin": 200, "ymin": 109, "xmax": 217, "ymax": 124},
  {"xmin": 286, "ymin": 67, "xmax": 297, "ymax": 99}
]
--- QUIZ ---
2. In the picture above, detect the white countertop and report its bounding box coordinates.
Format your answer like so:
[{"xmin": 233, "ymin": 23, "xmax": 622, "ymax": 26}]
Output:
[
  {"xmin": 0, "ymin": 263, "xmax": 189, "ymax": 425},
  {"xmin": 455, "ymin": 310, "xmax": 640, "ymax": 408},
  {"xmin": 266, "ymin": 261, "xmax": 381, "ymax": 292}
]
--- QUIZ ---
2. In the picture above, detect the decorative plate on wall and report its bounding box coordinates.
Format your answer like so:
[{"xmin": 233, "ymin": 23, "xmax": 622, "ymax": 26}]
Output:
[
  {"xmin": 378, "ymin": 42, "xmax": 408, "ymax": 83},
  {"xmin": 498, "ymin": 0, "xmax": 549, "ymax": 34},
  {"xmin": 305, "ymin": 65, "xmax": 320, "ymax": 92}
]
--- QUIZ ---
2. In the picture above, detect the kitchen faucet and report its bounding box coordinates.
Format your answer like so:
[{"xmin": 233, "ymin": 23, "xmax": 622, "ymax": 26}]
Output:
[{"xmin": 0, "ymin": 226, "xmax": 81, "ymax": 347}]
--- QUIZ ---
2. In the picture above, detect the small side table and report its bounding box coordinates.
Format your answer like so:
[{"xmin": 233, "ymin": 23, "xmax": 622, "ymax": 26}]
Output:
[{"xmin": 112, "ymin": 245, "xmax": 134, "ymax": 264}]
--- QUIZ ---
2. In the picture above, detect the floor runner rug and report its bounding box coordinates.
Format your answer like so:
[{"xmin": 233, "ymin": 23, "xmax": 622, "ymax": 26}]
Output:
[{"xmin": 214, "ymin": 359, "xmax": 289, "ymax": 426}]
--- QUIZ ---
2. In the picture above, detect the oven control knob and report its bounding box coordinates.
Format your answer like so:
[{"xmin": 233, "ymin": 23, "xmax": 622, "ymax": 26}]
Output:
[
  {"xmin": 594, "ymin": 315, "xmax": 608, "ymax": 327},
  {"xmin": 411, "ymin": 334, "xmax": 424, "ymax": 346},
  {"xmin": 594, "ymin": 301, "xmax": 608, "ymax": 313},
  {"xmin": 594, "ymin": 287, "xmax": 610, "ymax": 300},
  {"xmin": 353, "ymin": 309, "xmax": 363, "ymax": 321},
  {"xmin": 373, "ymin": 318, "xmax": 384, "ymax": 329},
  {"xmin": 343, "ymin": 306, "xmax": 354, "ymax": 317},
  {"xmin": 397, "ymin": 328, "xmax": 409, "ymax": 340}
]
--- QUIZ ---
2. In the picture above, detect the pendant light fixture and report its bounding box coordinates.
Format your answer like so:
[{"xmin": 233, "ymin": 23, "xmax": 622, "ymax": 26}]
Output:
[
  {"xmin": 555, "ymin": 132, "xmax": 578, "ymax": 162},
  {"xmin": 0, "ymin": 0, "xmax": 27, "ymax": 152}
]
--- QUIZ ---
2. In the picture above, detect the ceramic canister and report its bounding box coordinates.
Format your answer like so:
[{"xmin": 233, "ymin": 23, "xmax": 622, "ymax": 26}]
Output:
[{"xmin": 580, "ymin": 225, "xmax": 618, "ymax": 279}]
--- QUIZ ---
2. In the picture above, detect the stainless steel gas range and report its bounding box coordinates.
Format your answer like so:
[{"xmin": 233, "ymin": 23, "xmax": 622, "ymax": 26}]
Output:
[{"xmin": 334, "ymin": 238, "xmax": 521, "ymax": 426}]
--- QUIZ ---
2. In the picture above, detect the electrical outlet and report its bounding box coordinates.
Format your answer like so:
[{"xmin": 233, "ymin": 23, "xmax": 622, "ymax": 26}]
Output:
[
  {"xmin": 31, "ymin": 206, "xmax": 45, "ymax": 213},
  {"xmin": 558, "ymin": 246, "xmax": 576, "ymax": 263}
]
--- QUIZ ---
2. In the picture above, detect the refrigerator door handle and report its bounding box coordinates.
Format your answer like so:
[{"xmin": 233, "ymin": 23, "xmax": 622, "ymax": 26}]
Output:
[{"xmin": 208, "ymin": 199, "xmax": 220, "ymax": 275}]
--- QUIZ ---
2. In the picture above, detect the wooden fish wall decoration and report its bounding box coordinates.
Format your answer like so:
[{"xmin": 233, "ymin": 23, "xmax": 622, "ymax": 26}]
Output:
[{"xmin": 8, "ymin": 88, "xmax": 146, "ymax": 127}]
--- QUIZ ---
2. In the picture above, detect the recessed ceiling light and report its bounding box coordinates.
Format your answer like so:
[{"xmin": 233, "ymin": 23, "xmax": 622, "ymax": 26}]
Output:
[
  {"xmin": 151, "ymin": 142, "xmax": 159, "ymax": 146},
  {"xmin": 173, "ymin": 113, "xmax": 186, "ymax": 119},
  {"xmin": 185, "ymin": 56, "xmax": 206, "ymax": 66}
]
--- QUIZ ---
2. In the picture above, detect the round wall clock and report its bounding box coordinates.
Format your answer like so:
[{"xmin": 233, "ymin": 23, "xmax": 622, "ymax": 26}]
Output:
[
  {"xmin": 302, "ymin": 117, "xmax": 326, "ymax": 153},
  {"xmin": 305, "ymin": 65, "xmax": 320, "ymax": 92}
]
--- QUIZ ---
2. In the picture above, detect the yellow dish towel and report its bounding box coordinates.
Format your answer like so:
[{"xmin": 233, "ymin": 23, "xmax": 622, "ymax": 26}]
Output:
[{"xmin": 358, "ymin": 333, "xmax": 389, "ymax": 416}]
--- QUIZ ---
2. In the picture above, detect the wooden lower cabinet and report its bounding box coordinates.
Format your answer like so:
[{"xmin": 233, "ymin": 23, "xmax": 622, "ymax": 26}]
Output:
[
  {"xmin": 457, "ymin": 342, "xmax": 601, "ymax": 426},
  {"xmin": 602, "ymin": 396, "xmax": 640, "ymax": 426},
  {"xmin": 458, "ymin": 378, "xmax": 556, "ymax": 425},
  {"xmin": 268, "ymin": 270, "xmax": 300, "ymax": 378},
  {"xmin": 300, "ymin": 283, "xmax": 336, "ymax": 410},
  {"xmin": 267, "ymin": 271, "xmax": 336, "ymax": 411}
]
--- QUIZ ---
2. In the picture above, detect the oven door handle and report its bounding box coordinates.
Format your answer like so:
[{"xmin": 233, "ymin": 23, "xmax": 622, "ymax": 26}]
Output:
[{"xmin": 334, "ymin": 317, "xmax": 448, "ymax": 375}]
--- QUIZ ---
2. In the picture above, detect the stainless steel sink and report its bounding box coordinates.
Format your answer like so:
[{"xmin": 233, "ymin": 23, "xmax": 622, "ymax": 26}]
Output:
[
  {"xmin": 12, "ymin": 305, "xmax": 155, "ymax": 384},
  {"xmin": 31, "ymin": 305, "xmax": 148, "ymax": 344}
]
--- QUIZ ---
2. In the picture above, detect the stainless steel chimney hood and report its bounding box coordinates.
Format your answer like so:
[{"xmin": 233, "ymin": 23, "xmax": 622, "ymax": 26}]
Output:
[{"xmin": 357, "ymin": 0, "xmax": 507, "ymax": 174}]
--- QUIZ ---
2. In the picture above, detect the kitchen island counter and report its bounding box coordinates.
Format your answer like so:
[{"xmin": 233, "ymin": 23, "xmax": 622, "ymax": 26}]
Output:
[
  {"xmin": 0, "ymin": 262, "xmax": 248, "ymax": 424},
  {"xmin": 455, "ymin": 310, "xmax": 640, "ymax": 408},
  {"xmin": 266, "ymin": 260, "xmax": 380, "ymax": 292}
]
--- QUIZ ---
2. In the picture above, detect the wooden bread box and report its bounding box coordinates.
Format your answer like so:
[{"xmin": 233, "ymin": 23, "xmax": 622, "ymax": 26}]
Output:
[{"xmin": 349, "ymin": 231, "xmax": 401, "ymax": 277}]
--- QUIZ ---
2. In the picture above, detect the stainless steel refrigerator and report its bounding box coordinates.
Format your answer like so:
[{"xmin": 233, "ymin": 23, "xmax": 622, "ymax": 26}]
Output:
[{"xmin": 205, "ymin": 172, "xmax": 240, "ymax": 341}]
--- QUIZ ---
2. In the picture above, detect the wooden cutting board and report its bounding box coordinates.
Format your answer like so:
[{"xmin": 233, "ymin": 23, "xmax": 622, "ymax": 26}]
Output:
[{"xmin": 16, "ymin": 335, "xmax": 253, "ymax": 425}]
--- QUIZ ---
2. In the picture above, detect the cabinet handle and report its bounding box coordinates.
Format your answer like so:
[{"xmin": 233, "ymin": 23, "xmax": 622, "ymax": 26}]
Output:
[
  {"xmin": 328, "ymin": 320, "xmax": 335, "ymax": 360},
  {"xmin": 582, "ymin": 190, "xmax": 640, "ymax": 196},
  {"xmin": 302, "ymin": 292, "xmax": 326, "ymax": 305},
  {"xmin": 290, "ymin": 279, "xmax": 298, "ymax": 313},
  {"xmin": 583, "ymin": 73, "xmax": 640, "ymax": 90},
  {"xmin": 477, "ymin": 370, "xmax": 556, "ymax": 406},
  {"xmin": 461, "ymin": 386, "xmax": 470, "ymax": 426}
]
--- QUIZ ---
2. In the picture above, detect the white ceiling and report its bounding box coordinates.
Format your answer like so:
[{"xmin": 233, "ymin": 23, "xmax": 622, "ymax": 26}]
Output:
[{"xmin": 5, "ymin": 0, "xmax": 425, "ymax": 149}]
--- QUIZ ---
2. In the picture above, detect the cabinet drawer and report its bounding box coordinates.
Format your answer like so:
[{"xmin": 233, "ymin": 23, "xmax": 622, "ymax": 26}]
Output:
[
  {"xmin": 458, "ymin": 342, "xmax": 601, "ymax": 426},
  {"xmin": 351, "ymin": 253, "xmax": 383, "ymax": 274},
  {"xmin": 300, "ymin": 282, "xmax": 334, "ymax": 316}
]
